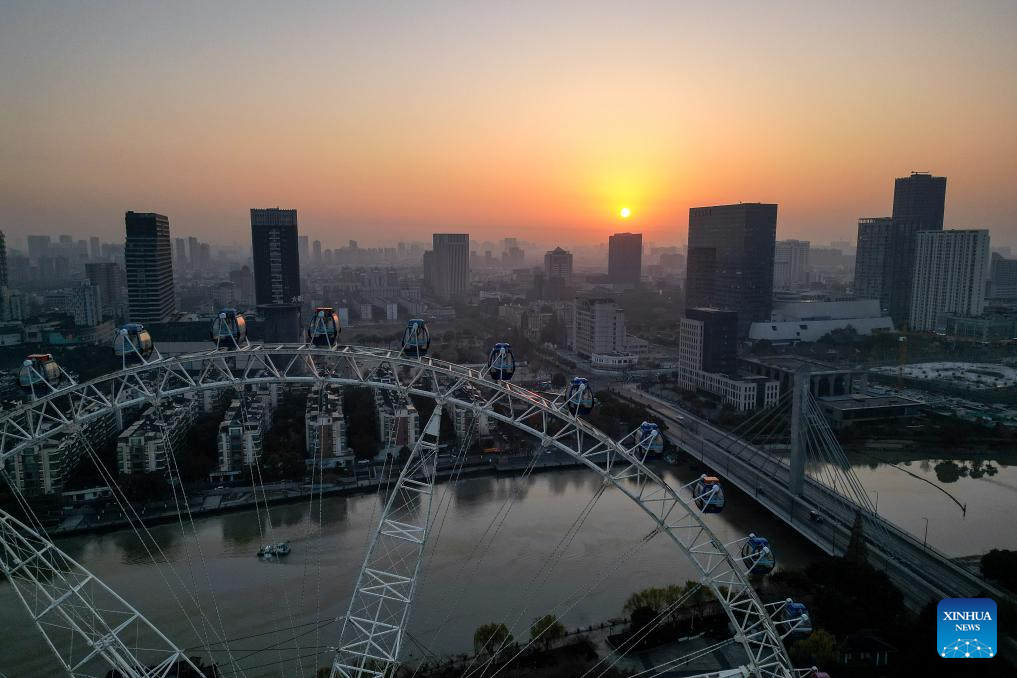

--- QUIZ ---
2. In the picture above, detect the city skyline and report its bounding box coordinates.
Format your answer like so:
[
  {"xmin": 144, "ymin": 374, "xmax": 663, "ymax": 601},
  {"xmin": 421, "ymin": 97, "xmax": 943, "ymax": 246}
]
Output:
[{"xmin": 2, "ymin": 2, "xmax": 1016, "ymax": 247}]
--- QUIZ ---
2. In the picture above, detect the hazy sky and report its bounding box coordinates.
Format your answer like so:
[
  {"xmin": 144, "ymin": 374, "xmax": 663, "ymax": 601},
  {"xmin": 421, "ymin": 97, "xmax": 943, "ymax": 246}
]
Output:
[{"xmin": 2, "ymin": 1, "xmax": 1016, "ymax": 248}]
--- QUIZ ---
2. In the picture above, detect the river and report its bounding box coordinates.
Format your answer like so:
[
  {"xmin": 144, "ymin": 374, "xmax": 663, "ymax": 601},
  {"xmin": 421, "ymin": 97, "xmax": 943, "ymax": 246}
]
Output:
[
  {"xmin": 0, "ymin": 463, "xmax": 820, "ymax": 677},
  {"xmin": 3, "ymin": 451, "xmax": 1013, "ymax": 677}
]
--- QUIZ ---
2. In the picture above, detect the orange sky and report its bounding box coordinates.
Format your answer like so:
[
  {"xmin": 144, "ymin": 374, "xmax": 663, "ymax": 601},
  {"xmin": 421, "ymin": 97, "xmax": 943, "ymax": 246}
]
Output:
[{"xmin": 2, "ymin": 1, "xmax": 1016, "ymax": 249}]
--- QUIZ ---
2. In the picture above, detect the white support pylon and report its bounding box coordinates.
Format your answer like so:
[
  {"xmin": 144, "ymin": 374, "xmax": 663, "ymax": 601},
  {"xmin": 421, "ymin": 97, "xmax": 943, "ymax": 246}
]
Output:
[
  {"xmin": 0, "ymin": 508, "xmax": 208, "ymax": 678},
  {"xmin": 331, "ymin": 405, "xmax": 444, "ymax": 678}
]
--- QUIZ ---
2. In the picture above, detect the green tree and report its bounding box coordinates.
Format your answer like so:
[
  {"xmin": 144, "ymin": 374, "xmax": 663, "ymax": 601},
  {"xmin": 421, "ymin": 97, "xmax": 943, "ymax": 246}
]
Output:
[
  {"xmin": 473, "ymin": 622, "xmax": 513, "ymax": 656},
  {"xmin": 788, "ymin": 628, "xmax": 838, "ymax": 667},
  {"xmin": 530, "ymin": 614, "xmax": 566, "ymax": 649},
  {"xmin": 551, "ymin": 372, "xmax": 567, "ymax": 389}
]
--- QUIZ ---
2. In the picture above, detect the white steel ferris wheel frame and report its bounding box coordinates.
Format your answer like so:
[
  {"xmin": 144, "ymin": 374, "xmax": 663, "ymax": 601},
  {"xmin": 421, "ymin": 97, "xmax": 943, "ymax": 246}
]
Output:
[{"xmin": 0, "ymin": 344, "xmax": 799, "ymax": 678}]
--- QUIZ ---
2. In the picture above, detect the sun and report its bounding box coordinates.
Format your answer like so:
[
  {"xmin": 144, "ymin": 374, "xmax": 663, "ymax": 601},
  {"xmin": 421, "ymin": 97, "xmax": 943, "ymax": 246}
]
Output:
[{"xmin": 619, "ymin": 207, "xmax": 632, "ymax": 219}]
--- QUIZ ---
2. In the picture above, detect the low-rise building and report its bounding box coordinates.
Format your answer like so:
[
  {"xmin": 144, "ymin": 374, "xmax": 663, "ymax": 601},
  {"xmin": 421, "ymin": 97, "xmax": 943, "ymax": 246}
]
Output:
[
  {"xmin": 741, "ymin": 355, "xmax": 862, "ymax": 397},
  {"xmin": 819, "ymin": 394, "xmax": 922, "ymax": 430},
  {"xmin": 748, "ymin": 298, "xmax": 893, "ymax": 345}
]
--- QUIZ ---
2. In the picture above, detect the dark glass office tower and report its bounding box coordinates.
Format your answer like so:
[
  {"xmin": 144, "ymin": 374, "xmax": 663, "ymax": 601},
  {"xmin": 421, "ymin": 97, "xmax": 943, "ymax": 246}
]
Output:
[
  {"xmin": 251, "ymin": 208, "xmax": 301, "ymax": 305},
  {"xmin": 125, "ymin": 212, "xmax": 175, "ymax": 323},
  {"xmin": 608, "ymin": 232, "xmax": 642, "ymax": 284},
  {"xmin": 892, "ymin": 172, "xmax": 947, "ymax": 230},
  {"xmin": 853, "ymin": 217, "xmax": 895, "ymax": 312},
  {"xmin": 685, "ymin": 203, "xmax": 777, "ymax": 337}
]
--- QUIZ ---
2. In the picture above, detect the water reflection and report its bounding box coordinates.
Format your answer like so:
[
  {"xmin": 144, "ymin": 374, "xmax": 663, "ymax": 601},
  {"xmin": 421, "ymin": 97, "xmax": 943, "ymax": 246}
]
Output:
[{"xmin": 1, "ymin": 467, "xmax": 822, "ymax": 677}]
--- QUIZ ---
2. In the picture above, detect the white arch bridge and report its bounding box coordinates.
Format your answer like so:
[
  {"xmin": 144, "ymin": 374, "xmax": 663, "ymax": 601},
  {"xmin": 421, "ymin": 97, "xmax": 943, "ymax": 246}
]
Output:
[{"xmin": 0, "ymin": 344, "xmax": 823, "ymax": 678}]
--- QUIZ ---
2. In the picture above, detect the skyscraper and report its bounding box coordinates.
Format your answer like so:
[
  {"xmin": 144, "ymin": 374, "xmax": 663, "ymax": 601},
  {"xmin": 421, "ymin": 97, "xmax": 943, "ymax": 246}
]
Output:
[
  {"xmin": 298, "ymin": 235, "xmax": 310, "ymax": 262},
  {"xmin": 607, "ymin": 232, "xmax": 642, "ymax": 285},
  {"xmin": 251, "ymin": 208, "xmax": 301, "ymax": 305},
  {"xmin": 852, "ymin": 173, "xmax": 948, "ymax": 326},
  {"xmin": 312, "ymin": 240, "xmax": 322, "ymax": 265},
  {"xmin": 887, "ymin": 172, "xmax": 947, "ymax": 325},
  {"xmin": 125, "ymin": 212, "xmax": 175, "ymax": 323},
  {"xmin": 429, "ymin": 233, "xmax": 470, "ymax": 301},
  {"xmin": 89, "ymin": 236, "xmax": 101, "ymax": 260},
  {"xmin": 685, "ymin": 203, "xmax": 777, "ymax": 336},
  {"xmin": 853, "ymin": 217, "xmax": 895, "ymax": 310},
  {"xmin": 910, "ymin": 229, "xmax": 989, "ymax": 331},
  {"xmin": 892, "ymin": 172, "xmax": 947, "ymax": 230}
]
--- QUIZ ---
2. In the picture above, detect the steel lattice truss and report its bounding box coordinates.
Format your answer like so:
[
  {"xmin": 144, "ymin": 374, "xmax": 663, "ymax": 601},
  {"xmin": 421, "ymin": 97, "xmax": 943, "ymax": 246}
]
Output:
[
  {"xmin": 0, "ymin": 344, "xmax": 798, "ymax": 678},
  {"xmin": 332, "ymin": 406, "xmax": 444, "ymax": 678},
  {"xmin": 0, "ymin": 509, "xmax": 205, "ymax": 678}
]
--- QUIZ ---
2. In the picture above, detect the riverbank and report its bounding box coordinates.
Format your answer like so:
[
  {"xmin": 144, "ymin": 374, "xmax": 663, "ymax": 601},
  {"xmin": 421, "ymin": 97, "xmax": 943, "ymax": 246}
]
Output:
[{"xmin": 45, "ymin": 450, "xmax": 599, "ymax": 538}]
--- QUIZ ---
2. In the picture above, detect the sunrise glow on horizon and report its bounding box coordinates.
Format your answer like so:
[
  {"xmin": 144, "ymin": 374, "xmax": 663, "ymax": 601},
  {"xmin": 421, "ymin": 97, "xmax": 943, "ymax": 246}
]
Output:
[{"xmin": 1, "ymin": 1, "xmax": 1016, "ymax": 247}]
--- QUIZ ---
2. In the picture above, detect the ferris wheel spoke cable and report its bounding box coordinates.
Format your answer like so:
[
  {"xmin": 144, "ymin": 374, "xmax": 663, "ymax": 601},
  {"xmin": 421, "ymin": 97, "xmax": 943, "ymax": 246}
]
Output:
[
  {"xmin": 630, "ymin": 636, "xmax": 739, "ymax": 678},
  {"xmin": 152, "ymin": 397, "xmax": 250, "ymax": 677},
  {"xmin": 293, "ymin": 384, "xmax": 328, "ymax": 674},
  {"xmin": 480, "ymin": 528, "xmax": 660, "ymax": 678},
  {"xmin": 442, "ymin": 451, "xmax": 545, "ymax": 677},
  {"xmin": 584, "ymin": 588, "xmax": 703, "ymax": 678},
  {"xmin": 75, "ymin": 427, "xmax": 237, "ymax": 674},
  {"xmin": 581, "ymin": 584, "xmax": 706, "ymax": 678},
  {"xmin": 475, "ymin": 481, "xmax": 609, "ymax": 676},
  {"xmin": 239, "ymin": 389, "xmax": 306, "ymax": 678}
]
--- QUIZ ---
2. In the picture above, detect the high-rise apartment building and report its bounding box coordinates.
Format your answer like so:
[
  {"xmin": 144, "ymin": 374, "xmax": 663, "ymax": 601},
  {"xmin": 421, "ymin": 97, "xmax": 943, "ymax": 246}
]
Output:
[
  {"xmin": 572, "ymin": 291, "xmax": 626, "ymax": 358},
  {"xmin": 250, "ymin": 208, "xmax": 301, "ymax": 305},
  {"xmin": 989, "ymin": 253, "xmax": 1017, "ymax": 299},
  {"xmin": 65, "ymin": 281, "xmax": 102, "ymax": 326},
  {"xmin": 773, "ymin": 239, "xmax": 810, "ymax": 289},
  {"xmin": 89, "ymin": 236, "xmax": 101, "ymax": 260},
  {"xmin": 608, "ymin": 232, "xmax": 642, "ymax": 285},
  {"xmin": 686, "ymin": 203, "xmax": 777, "ymax": 336},
  {"xmin": 85, "ymin": 262, "xmax": 124, "ymax": 317},
  {"xmin": 544, "ymin": 247, "xmax": 573, "ymax": 284},
  {"xmin": 298, "ymin": 235, "xmax": 309, "ymax": 262},
  {"xmin": 125, "ymin": 212, "xmax": 175, "ymax": 323},
  {"xmin": 909, "ymin": 229, "xmax": 989, "ymax": 332},
  {"xmin": 429, "ymin": 233, "xmax": 470, "ymax": 301}
]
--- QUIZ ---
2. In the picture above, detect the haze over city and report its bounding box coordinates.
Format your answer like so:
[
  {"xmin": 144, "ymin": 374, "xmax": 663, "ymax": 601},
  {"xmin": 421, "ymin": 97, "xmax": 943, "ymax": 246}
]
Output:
[
  {"xmin": 2, "ymin": 1, "xmax": 1016, "ymax": 247},
  {"xmin": 4, "ymin": 3, "xmax": 1017, "ymax": 678}
]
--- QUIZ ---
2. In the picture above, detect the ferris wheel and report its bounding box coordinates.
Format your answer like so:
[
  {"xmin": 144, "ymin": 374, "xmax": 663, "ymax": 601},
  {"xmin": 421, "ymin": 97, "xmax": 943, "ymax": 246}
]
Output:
[{"xmin": 0, "ymin": 316, "xmax": 827, "ymax": 678}]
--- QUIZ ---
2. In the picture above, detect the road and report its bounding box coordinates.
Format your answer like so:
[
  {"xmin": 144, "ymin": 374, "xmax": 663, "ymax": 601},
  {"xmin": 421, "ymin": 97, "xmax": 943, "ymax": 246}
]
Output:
[{"xmin": 618, "ymin": 385, "xmax": 1006, "ymax": 611}]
